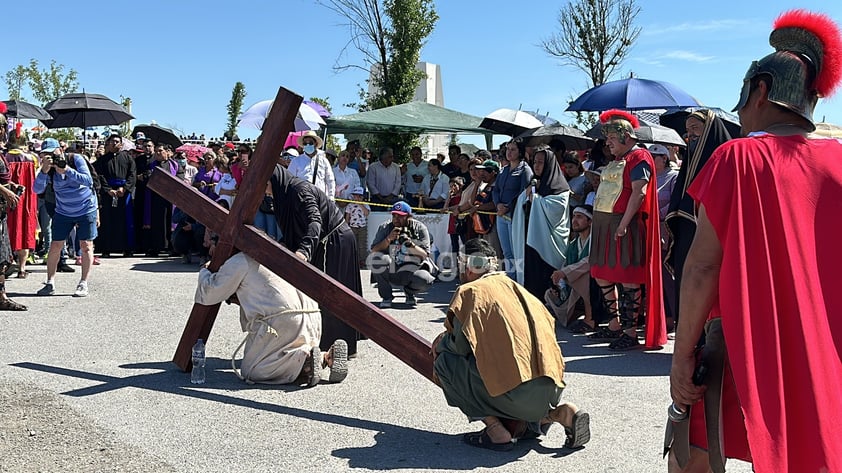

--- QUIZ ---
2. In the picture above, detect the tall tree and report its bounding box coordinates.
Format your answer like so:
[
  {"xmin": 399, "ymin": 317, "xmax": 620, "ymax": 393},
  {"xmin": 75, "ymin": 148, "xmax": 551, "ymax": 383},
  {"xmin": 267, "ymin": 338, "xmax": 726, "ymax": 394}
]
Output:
[
  {"xmin": 318, "ymin": 0, "xmax": 438, "ymax": 160},
  {"xmin": 225, "ymin": 82, "xmax": 247, "ymax": 140},
  {"xmin": 119, "ymin": 96, "xmax": 133, "ymax": 137},
  {"xmin": 26, "ymin": 59, "xmax": 79, "ymax": 104},
  {"xmin": 540, "ymin": 0, "xmax": 641, "ymax": 88},
  {"xmin": 3, "ymin": 65, "xmax": 29, "ymax": 100}
]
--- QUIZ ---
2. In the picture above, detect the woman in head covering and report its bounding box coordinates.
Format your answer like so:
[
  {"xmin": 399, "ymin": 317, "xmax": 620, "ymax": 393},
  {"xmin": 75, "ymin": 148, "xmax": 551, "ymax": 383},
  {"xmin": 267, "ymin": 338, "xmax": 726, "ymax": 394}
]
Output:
[
  {"xmin": 511, "ymin": 145, "xmax": 570, "ymax": 299},
  {"xmin": 270, "ymin": 164, "xmax": 362, "ymax": 357}
]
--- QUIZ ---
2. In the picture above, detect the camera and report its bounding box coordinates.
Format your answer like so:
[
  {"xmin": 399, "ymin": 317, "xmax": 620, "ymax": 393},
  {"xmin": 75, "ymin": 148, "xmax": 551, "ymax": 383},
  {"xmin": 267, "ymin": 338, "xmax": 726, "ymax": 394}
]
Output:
[
  {"xmin": 53, "ymin": 155, "xmax": 67, "ymax": 169},
  {"xmin": 397, "ymin": 231, "xmax": 412, "ymax": 247}
]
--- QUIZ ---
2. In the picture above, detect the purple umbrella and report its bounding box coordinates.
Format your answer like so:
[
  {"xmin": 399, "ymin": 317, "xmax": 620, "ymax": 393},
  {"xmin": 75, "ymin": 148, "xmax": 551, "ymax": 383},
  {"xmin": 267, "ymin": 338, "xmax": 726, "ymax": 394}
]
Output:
[
  {"xmin": 303, "ymin": 100, "xmax": 331, "ymax": 118},
  {"xmin": 566, "ymin": 78, "xmax": 701, "ymax": 112}
]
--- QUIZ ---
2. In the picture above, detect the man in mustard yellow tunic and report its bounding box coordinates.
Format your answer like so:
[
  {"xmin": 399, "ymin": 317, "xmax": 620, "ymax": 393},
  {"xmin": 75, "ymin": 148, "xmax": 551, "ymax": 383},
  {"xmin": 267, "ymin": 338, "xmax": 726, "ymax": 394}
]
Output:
[{"xmin": 432, "ymin": 238, "xmax": 590, "ymax": 451}]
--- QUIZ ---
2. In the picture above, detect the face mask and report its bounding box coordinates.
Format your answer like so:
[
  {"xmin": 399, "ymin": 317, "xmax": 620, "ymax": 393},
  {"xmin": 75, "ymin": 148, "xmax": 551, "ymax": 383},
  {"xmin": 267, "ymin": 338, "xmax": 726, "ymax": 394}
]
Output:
[{"xmin": 303, "ymin": 144, "xmax": 316, "ymax": 154}]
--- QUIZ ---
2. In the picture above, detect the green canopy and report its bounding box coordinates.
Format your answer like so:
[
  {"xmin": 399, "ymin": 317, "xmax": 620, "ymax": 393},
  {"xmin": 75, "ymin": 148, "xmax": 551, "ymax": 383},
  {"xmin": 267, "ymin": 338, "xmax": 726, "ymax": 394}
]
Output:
[{"xmin": 324, "ymin": 101, "xmax": 492, "ymax": 136}]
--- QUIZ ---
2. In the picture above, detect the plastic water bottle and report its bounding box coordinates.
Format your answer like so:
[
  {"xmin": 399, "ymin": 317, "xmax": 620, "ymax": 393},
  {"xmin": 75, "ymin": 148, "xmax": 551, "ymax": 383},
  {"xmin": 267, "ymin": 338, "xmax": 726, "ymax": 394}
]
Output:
[{"xmin": 191, "ymin": 339, "xmax": 206, "ymax": 384}]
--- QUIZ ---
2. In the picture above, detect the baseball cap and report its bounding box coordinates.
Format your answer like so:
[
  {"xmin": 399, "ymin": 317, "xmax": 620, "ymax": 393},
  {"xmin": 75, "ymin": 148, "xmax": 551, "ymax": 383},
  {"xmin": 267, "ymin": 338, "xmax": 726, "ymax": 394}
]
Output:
[
  {"xmin": 648, "ymin": 144, "xmax": 669, "ymax": 155},
  {"xmin": 351, "ymin": 186, "xmax": 365, "ymax": 195},
  {"xmin": 474, "ymin": 159, "xmax": 501, "ymax": 173},
  {"xmin": 135, "ymin": 132, "xmax": 147, "ymax": 141},
  {"xmin": 224, "ymin": 142, "xmax": 236, "ymax": 150},
  {"xmin": 40, "ymin": 138, "xmax": 60, "ymax": 154},
  {"xmin": 282, "ymin": 149, "xmax": 299, "ymax": 158},
  {"xmin": 390, "ymin": 201, "xmax": 412, "ymax": 216}
]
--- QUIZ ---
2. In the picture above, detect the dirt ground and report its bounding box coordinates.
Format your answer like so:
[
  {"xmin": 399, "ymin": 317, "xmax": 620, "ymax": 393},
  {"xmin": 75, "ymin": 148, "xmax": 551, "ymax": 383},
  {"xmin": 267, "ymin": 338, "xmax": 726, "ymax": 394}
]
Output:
[{"xmin": 0, "ymin": 382, "xmax": 177, "ymax": 473}]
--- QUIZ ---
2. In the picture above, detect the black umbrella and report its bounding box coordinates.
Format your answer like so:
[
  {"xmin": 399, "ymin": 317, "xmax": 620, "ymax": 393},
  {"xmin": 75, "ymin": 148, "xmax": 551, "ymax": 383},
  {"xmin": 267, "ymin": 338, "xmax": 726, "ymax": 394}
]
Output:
[
  {"xmin": 586, "ymin": 120, "xmax": 686, "ymax": 147},
  {"xmin": 1, "ymin": 100, "xmax": 53, "ymax": 120},
  {"xmin": 43, "ymin": 92, "xmax": 133, "ymax": 129},
  {"xmin": 479, "ymin": 108, "xmax": 545, "ymax": 136},
  {"xmin": 132, "ymin": 124, "xmax": 183, "ymax": 148},
  {"xmin": 659, "ymin": 107, "xmax": 742, "ymax": 138},
  {"xmin": 515, "ymin": 124, "xmax": 594, "ymax": 150}
]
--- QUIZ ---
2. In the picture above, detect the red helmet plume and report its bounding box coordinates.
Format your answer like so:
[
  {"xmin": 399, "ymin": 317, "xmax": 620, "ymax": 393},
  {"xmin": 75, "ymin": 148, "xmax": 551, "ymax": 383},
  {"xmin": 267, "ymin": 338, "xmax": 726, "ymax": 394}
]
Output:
[
  {"xmin": 599, "ymin": 109, "xmax": 640, "ymax": 128},
  {"xmin": 773, "ymin": 9, "xmax": 842, "ymax": 97}
]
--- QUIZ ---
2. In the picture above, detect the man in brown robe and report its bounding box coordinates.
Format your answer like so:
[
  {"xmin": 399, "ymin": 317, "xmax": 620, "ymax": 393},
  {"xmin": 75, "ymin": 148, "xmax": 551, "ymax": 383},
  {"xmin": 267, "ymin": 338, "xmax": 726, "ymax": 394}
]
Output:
[{"xmin": 432, "ymin": 238, "xmax": 590, "ymax": 451}]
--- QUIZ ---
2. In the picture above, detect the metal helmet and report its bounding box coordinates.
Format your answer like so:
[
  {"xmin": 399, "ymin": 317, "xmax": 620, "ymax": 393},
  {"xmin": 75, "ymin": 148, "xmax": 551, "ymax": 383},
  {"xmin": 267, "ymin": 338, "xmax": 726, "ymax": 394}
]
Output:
[
  {"xmin": 599, "ymin": 109, "xmax": 639, "ymax": 139},
  {"xmin": 733, "ymin": 10, "xmax": 842, "ymax": 131}
]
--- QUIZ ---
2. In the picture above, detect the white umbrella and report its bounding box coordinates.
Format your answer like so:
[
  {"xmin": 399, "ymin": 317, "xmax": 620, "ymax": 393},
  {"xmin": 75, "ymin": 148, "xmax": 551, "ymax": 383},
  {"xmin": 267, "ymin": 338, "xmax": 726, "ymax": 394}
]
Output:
[
  {"xmin": 479, "ymin": 108, "xmax": 545, "ymax": 136},
  {"xmin": 237, "ymin": 100, "xmax": 326, "ymax": 131}
]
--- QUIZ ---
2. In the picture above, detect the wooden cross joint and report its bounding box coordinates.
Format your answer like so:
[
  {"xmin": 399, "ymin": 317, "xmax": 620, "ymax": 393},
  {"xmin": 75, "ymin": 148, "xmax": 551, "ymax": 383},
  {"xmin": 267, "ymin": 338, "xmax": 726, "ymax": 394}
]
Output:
[{"xmin": 148, "ymin": 86, "xmax": 434, "ymax": 382}]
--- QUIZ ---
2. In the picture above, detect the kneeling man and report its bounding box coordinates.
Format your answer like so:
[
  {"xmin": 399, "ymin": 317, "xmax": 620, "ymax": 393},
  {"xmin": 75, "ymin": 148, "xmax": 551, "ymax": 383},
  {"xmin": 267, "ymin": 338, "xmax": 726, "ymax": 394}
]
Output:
[
  {"xmin": 432, "ymin": 238, "xmax": 590, "ymax": 451},
  {"xmin": 195, "ymin": 240, "xmax": 347, "ymax": 386}
]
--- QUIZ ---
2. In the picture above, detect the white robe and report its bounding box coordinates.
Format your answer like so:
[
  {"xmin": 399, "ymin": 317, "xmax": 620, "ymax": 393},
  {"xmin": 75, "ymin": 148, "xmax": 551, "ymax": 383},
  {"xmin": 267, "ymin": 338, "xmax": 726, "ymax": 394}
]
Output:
[{"xmin": 195, "ymin": 253, "xmax": 321, "ymax": 384}]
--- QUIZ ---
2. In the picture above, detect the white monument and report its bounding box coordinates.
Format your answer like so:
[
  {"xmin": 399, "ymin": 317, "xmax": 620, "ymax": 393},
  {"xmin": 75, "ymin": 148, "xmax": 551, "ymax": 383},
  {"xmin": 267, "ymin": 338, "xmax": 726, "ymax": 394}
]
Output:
[{"xmin": 368, "ymin": 61, "xmax": 450, "ymax": 160}]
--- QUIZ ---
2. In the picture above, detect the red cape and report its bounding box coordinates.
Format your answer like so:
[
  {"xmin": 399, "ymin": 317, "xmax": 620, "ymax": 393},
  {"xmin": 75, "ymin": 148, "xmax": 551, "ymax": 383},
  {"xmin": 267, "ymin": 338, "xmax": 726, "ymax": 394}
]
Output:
[
  {"xmin": 688, "ymin": 134, "xmax": 842, "ymax": 472},
  {"xmin": 7, "ymin": 161, "xmax": 37, "ymax": 250},
  {"xmin": 592, "ymin": 148, "xmax": 666, "ymax": 347},
  {"xmin": 641, "ymin": 155, "xmax": 667, "ymax": 348}
]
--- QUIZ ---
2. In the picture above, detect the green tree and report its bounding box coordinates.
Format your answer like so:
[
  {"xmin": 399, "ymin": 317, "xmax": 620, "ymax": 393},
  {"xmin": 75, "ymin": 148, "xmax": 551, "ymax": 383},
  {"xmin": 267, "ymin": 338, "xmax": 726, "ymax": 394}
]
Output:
[
  {"xmin": 119, "ymin": 96, "xmax": 133, "ymax": 137},
  {"xmin": 319, "ymin": 0, "xmax": 438, "ymax": 161},
  {"xmin": 225, "ymin": 82, "xmax": 247, "ymax": 140},
  {"xmin": 3, "ymin": 65, "xmax": 29, "ymax": 100},
  {"xmin": 26, "ymin": 59, "xmax": 79, "ymax": 104}
]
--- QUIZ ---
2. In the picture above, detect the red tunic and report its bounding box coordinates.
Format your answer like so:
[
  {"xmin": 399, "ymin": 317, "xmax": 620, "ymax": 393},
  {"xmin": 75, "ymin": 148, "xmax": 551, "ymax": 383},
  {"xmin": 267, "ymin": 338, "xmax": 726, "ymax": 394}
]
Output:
[
  {"xmin": 592, "ymin": 148, "xmax": 666, "ymax": 348},
  {"xmin": 688, "ymin": 134, "xmax": 842, "ymax": 472},
  {"xmin": 6, "ymin": 161, "xmax": 38, "ymax": 251}
]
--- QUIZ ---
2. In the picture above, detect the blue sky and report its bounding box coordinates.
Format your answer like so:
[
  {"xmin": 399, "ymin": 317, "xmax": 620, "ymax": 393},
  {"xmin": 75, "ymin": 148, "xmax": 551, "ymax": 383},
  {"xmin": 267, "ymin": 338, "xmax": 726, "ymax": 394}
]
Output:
[{"xmin": 5, "ymin": 0, "xmax": 842, "ymax": 148}]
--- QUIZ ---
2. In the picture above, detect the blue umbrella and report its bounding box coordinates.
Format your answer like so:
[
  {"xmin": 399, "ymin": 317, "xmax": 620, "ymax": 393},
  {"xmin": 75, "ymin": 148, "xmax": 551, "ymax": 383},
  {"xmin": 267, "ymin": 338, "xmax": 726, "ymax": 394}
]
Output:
[{"xmin": 566, "ymin": 78, "xmax": 701, "ymax": 112}]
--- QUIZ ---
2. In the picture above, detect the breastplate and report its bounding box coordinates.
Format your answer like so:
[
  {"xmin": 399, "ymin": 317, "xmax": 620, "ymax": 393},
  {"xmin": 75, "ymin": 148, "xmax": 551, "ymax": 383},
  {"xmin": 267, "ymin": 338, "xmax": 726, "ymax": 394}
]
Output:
[{"xmin": 593, "ymin": 160, "xmax": 626, "ymax": 213}]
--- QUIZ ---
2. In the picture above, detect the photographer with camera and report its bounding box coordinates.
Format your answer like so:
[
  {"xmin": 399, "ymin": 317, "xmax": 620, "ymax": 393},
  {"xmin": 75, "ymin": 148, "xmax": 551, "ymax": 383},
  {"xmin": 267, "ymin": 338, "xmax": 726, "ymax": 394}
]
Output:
[
  {"xmin": 33, "ymin": 138, "xmax": 99, "ymax": 297},
  {"xmin": 369, "ymin": 201, "xmax": 436, "ymax": 308}
]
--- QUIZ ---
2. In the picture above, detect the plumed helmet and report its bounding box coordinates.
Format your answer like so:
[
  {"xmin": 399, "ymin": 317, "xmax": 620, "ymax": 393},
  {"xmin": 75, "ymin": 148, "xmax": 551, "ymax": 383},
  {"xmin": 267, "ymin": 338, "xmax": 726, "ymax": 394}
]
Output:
[
  {"xmin": 733, "ymin": 10, "xmax": 842, "ymax": 130},
  {"xmin": 599, "ymin": 109, "xmax": 640, "ymax": 139}
]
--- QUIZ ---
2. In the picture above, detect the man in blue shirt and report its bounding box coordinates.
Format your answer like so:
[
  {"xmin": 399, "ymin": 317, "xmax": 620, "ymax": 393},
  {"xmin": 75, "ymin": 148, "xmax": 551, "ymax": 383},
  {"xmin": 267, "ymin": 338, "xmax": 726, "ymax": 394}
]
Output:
[{"xmin": 33, "ymin": 138, "xmax": 99, "ymax": 297}]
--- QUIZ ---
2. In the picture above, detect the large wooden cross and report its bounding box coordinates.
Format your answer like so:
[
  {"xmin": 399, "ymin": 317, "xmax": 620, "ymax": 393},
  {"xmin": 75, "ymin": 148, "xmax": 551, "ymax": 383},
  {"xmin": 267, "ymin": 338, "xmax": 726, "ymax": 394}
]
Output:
[{"xmin": 148, "ymin": 87, "xmax": 433, "ymax": 381}]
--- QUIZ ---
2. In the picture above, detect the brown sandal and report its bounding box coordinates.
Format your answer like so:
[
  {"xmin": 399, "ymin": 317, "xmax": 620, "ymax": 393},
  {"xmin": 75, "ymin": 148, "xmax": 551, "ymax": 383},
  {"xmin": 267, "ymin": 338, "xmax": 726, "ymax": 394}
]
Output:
[{"xmin": 0, "ymin": 298, "xmax": 27, "ymax": 311}]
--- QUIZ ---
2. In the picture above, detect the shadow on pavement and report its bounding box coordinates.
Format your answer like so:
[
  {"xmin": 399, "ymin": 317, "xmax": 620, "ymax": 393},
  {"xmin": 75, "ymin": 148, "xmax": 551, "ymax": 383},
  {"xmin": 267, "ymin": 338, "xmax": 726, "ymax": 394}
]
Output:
[
  {"xmin": 11, "ymin": 359, "xmax": 588, "ymax": 470},
  {"xmin": 130, "ymin": 261, "xmax": 202, "ymax": 273},
  {"xmin": 332, "ymin": 429, "xmax": 586, "ymax": 470}
]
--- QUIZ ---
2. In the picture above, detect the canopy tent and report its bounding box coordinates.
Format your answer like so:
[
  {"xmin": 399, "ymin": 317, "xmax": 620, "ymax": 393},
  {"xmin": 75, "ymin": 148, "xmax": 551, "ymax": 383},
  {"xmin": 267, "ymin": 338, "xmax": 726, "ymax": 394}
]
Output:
[{"xmin": 324, "ymin": 102, "xmax": 493, "ymax": 148}]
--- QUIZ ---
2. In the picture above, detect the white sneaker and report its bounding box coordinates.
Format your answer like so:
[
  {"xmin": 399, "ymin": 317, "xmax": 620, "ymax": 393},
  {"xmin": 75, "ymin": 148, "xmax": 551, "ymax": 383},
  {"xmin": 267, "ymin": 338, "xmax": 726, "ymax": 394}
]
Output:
[{"xmin": 73, "ymin": 281, "xmax": 89, "ymax": 298}]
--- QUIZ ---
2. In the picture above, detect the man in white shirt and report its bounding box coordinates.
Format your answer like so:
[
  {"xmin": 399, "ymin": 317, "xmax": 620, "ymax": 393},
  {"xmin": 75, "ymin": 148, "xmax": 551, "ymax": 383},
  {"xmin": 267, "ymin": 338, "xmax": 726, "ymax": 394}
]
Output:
[
  {"xmin": 288, "ymin": 130, "xmax": 336, "ymax": 199},
  {"xmin": 366, "ymin": 146, "xmax": 401, "ymax": 209},
  {"xmin": 403, "ymin": 146, "xmax": 428, "ymax": 208}
]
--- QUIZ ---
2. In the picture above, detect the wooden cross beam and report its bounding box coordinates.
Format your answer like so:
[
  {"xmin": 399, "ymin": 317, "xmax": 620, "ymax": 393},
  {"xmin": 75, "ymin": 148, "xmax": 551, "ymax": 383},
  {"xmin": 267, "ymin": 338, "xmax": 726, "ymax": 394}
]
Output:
[{"xmin": 147, "ymin": 87, "xmax": 434, "ymax": 382}]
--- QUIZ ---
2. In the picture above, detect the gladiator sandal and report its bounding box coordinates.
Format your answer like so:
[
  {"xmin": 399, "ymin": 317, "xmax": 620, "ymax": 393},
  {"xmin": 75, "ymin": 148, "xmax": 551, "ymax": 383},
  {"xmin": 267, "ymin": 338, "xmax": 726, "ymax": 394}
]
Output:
[
  {"xmin": 609, "ymin": 287, "xmax": 642, "ymax": 350},
  {"xmin": 588, "ymin": 283, "xmax": 622, "ymax": 340}
]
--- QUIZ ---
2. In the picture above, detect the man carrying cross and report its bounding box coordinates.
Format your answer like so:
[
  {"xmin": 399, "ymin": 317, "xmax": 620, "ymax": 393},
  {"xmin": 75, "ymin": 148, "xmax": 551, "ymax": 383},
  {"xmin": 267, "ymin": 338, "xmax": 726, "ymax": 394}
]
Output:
[{"xmin": 195, "ymin": 239, "xmax": 348, "ymax": 386}]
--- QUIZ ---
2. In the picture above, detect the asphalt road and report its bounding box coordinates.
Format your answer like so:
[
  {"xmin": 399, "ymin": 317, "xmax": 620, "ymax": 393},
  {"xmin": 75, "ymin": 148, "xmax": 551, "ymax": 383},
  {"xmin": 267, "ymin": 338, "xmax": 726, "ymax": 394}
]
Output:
[{"xmin": 0, "ymin": 257, "xmax": 752, "ymax": 472}]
